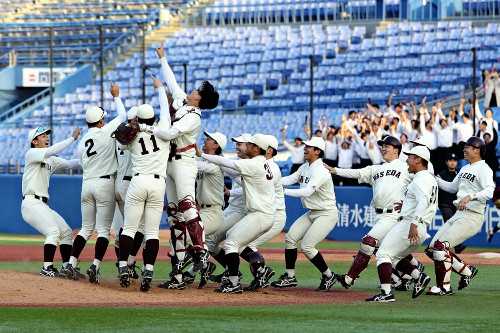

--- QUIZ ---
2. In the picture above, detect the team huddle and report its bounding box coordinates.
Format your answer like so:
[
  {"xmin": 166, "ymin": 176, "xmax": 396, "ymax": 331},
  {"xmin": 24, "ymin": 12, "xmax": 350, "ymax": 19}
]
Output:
[{"xmin": 21, "ymin": 44, "xmax": 495, "ymax": 301}]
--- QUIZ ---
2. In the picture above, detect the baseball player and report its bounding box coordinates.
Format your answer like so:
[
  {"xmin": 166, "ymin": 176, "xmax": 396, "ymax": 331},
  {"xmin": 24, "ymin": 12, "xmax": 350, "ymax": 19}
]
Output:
[
  {"xmin": 206, "ymin": 134, "xmax": 251, "ymax": 285},
  {"xmin": 117, "ymin": 75, "xmax": 172, "ymax": 292},
  {"xmin": 146, "ymin": 42, "xmax": 219, "ymax": 278},
  {"xmin": 238, "ymin": 134, "xmax": 286, "ymax": 292},
  {"xmin": 181, "ymin": 131, "xmax": 227, "ymax": 288},
  {"xmin": 198, "ymin": 133, "xmax": 276, "ymax": 293},
  {"xmin": 114, "ymin": 106, "xmax": 146, "ymax": 279},
  {"xmin": 21, "ymin": 126, "xmax": 82, "ymax": 277},
  {"xmin": 426, "ymin": 137, "xmax": 494, "ymax": 295},
  {"xmin": 366, "ymin": 146, "xmax": 435, "ymax": 302},
  {"xmin": 63, "ymin": 82, "xmax": 126, "ymax": 282},
  {"xmin": 325, "ymin": 136, "xmax": 412, "ymax": 289},
  {"xmin": 271, "ymin": 137, "xmax": 339, "ymax": 292}
]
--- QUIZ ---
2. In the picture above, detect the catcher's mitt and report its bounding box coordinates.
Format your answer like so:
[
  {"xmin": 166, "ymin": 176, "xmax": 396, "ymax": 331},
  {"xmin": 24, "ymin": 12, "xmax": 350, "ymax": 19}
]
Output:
[{"xmin": 111, "ymin": 116, "xmax": 139, "ymax": 145}]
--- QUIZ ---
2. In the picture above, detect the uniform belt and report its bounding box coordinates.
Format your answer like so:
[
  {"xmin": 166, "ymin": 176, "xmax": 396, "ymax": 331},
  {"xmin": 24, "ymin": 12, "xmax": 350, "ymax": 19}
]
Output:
[
  {"xmin": 168, "ymin": 155, "xmax": 183, "ymax": 161},
  {"xmin": 23, "ymin": 195, "xmax": 48, "ymax": 203},
  {"xmin": 100, "ymin": 175, "xmax": 113, "ymax": 179},
  {"xmin": 201, "ymin": 204, "xmax": 212, "ymax": 209},
  {"xmin": 175, "ymin": 144, "xmax": 195, "ymax": 153},
  {"xmin": 375, "ymin": 208, "xmax": 393, "ymax": 214},
  {"xmin": 134, "ymin": 173, "xmax": 160, "ymax": 179},
  {"xmin": 398, "ymin": 216, "xmax": 404, "ymax": 221},
  {"xmin": 123, "ymin": 176, "xmax": 132, "ymax": 181}
]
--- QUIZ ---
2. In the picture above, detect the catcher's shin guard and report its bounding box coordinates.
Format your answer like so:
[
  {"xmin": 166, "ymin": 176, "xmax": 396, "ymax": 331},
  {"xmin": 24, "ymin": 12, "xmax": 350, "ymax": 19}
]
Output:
[
  {"xmin": 346, "ymin": 251, "xmax": 371, "ymax": 281},
  {"xmin": 248, "ymin": 251, "xmax": 266, "ymax": 277}
]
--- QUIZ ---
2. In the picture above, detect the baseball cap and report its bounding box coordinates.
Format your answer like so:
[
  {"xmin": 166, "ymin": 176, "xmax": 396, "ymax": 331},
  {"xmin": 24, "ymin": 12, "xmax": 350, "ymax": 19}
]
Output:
[
  {"xmin": 231, "ymin": 133, "xmax": 252, "ymax": 143},
  {"xmin": 85, "ymin": 106, "xmax": 107, "ymax": 123},
  {"xmin": 247, "ymin": 133, "xmax": 269, "ymax": 150},
  {"xmin": 28, "ymin": 126, "xmax": 51, "ymax": 143},
  {"xmin": 204, "ymin": 131, "xmax": 227, "ymax": 150},
  {"xmin": 127, "ymin": 106, "xmax": 138, "ymax": 120},
  {"xmin": 302, "ymin": 137, "xmax": 326, "ymax": 151},
  {"xmin": 446, "ymin": 153, "xmax": 458, "ymax": 161},
  {"xmin": 137, "ymin": 104, "xmax": 155, "ymax": 119},
  {"xmin": 377, "ymin": 135, "xmax": 402, "ymax": 152},
  {"xmin": 403, "ymin": 146, "xmax": 430, "ymax": 161},
  {"xmin": 266, "ymin": 135, "xmax": 279, "ymax": 150},
  {"xmin": 409, "ymin": 136, "xmax": 430, "ymax": 149}
]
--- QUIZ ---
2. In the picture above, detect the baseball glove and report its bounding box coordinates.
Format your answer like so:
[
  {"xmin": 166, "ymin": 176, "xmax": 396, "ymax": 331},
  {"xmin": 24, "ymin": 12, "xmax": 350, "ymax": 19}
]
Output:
[{"xmin": 111, "ymin": 117, "xmax": 139, "ymax": 145}]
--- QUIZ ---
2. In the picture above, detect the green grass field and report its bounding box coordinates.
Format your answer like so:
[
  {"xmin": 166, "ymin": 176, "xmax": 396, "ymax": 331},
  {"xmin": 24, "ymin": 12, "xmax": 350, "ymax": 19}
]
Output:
[{"xmin": 1, "ymin": 235, "xmax": 499, "ymax": 332}]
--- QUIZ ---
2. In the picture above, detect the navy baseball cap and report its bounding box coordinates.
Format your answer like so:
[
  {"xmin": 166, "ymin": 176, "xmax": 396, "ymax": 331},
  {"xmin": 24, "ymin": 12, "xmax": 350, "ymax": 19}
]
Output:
[{"xmin": 446, "ymin": 153, "xmax": 458, "ymax": 161}]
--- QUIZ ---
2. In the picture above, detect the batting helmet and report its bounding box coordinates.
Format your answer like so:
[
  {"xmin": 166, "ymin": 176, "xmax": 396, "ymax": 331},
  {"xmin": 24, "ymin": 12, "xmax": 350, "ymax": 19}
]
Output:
[
  {"xmin": 377, "ymin": 135, "xmax": 402, "ymax": 155},
  {"xmin": 461, "ymin": 136, "xmax": 486, "ymax": 157}
]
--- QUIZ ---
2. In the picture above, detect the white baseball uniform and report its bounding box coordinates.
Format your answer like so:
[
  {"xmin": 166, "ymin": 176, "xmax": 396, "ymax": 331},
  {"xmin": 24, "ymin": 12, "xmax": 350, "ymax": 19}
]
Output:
[
  {"xmin": 282, "ymin": 159, "xmax": 338, "ymax": 260},
  {"xmin": 376, "ymin": 170, "xmax": 438, "ymax": 264},
  {"xmin": 21, "ymin": 137, "xmax": 79, "ymax": 247},
  {"xmin": 195, "ymin": 157, "xmax": 224, "ymax": 235},
  {"xmin": 77, "ymin": 98, "xmax": 125, "ymax": 243}
]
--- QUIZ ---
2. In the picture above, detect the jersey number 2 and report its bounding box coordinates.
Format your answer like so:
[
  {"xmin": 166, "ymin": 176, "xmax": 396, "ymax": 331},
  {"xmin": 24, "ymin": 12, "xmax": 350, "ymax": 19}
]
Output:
[
  {"xmin": 85, "ymin": 139, "xmax": 97, "ymax": 157},
  {"xmin": 138, "ymin": 135, "xmax": 160, "ymax": 155}
]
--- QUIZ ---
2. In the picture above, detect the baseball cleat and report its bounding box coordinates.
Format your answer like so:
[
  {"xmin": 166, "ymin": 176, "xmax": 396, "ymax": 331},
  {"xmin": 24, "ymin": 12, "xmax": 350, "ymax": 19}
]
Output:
[
  {"xmin": 193, "ymin": 250, "xmax": 210, "ymax": 272},
  {"xmin": 412, "ymin": 273, "xmax": 430, "ymax": 299},
  {"xmin": 74, "ymin": 267, "xmax": 86, "ymax": 279},
  {"xmin": 214, "ymin": 282, "xmax": 243, "ymax": 294},
  {"xmin": 416, "ymin": 261, "xmax": 425, "ymax": 273},
  {"xmin": 210, "ymin": 270, "xmax": 242, "ymax": 283},
  {"xmin": 394, "ymin": 278, "xmax": 412, "ymax": 291},
  {"xmin": 243, "ymin": 278, "xmax": 261, "ymax": 292},
  {"xmin": 87, "ymin": 264, "xmax": 100, "ymax": 284},
  {"xmin": 458, "ymin": 265, "xmax": 478, "ymax": 290},
  {"xmin": 316, "ymin": 273, "xmax": 337, "ymax": 292},
  {"xmin": 271, "ymin": 273, "xmax": 298, "ymax": 288},
  {"xmin": 454, "ymin": 244, "xmax": 467, "ymax": 254},
  {"xmin": 158, "ymin": 277, "xmax": 187, "ymax": 290},
  {"xmin": 182, "ymin": 271, "xmax": 195, "ymax": 284},
  {"xmin": 259, "ymin": 266, "xmax": 276, "ymax": 288},
  {"xmin": 426, "ymin": 286, "xmax": 453, "ymax": 295},
  {"xmin": 40, "ymin": 265, "xmax": 60, "ymax": 277},
  {"xmin": 140, "ymin": 269, "xmax": 153, "ymax": 292},
  {"xmin": 365, "ymin": 290, "xmax": 395, "ymax": 302},
  {"xmin": 169, "ymin": 254, "xmax": 194, "ymax": 279},
  {"xmin": 127, "ymin": 261, "xmax": 140, "ymax": 280},
  {"xmin": 199, "ymin": 262, "xmax": 216, "ymax": 289},
  {"xmin": 62, "ymin": 263, "xmax": 79, "ymax": 280},
  {"xmin": 335, "ymin": 274, "xmax": 353, "ymax": 289},
  {"xmin": 118, "ymin": 266, "xmax": 130, "ymax": 288}
]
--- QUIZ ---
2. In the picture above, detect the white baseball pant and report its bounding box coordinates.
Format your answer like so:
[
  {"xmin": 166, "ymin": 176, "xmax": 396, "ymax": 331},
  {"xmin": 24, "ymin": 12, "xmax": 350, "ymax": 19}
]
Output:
[
  {"xmin": 247, "ymin": 209, "xmax": 287, "ymax": 252},
  {"xmin": 368, "ymin": 212, "xmax": 400, "ymax": 246},
  {"xmin": 429, "ymin": 210, "xmax": 484, "ymax": 248},
  {"xmin": 225, "ymin": 211, "xmax": 274, "ymax": 254},
  {"xmin": 206, "ymin": 208, "xmax": 246, "ymax": 255}
]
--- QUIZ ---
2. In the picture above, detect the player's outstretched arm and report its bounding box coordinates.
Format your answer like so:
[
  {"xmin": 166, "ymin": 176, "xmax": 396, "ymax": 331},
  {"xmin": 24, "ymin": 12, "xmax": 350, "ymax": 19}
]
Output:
[
  {"xmin": 44, "ymin": 127, "xmax": 82, "ymax": 158},
  {"xmin": 333, "ymin": 167, "xmax": 362, "ymax": 179},
  {"xmin": 156, "ymin": 41, "xmax": 183, "ymax": 97},
  {"xmin": 110, "ymin": 81, "xmax": 126, "ymax": 123},
  {"xmin": 200, "ymin": 153, "xmax": 237, "ymax": 170},
  {"xmin": 151, "ymin": 74, "xmax": 171, "ymax": 126},
  {"xmin": 435, "ymin": 176, "xmax": 458, "ymax": 193},
  {"xmin": 284, "ymin": 186, "xmax": 315, "ymax": 198},
  {"xmin": 65, "ymin": 159, "xmax": 80, "ymax": 169}
]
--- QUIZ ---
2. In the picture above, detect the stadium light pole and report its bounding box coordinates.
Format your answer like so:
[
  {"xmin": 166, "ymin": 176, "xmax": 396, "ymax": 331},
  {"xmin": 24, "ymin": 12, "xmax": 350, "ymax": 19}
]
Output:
[
  {"xmin": 100, "ymin": 25, "xmax": 104, "ymax": 107},
  {"xmin": 472, "ymin": 47, "xmax": 477, "ymax": 134},
  {"xmin": 49, "ymin": 27, "xmax": 54, "ymax": 141},
  {"xmin": 309, "ymin": 55, "xmax": 314, "ymax": 134}
]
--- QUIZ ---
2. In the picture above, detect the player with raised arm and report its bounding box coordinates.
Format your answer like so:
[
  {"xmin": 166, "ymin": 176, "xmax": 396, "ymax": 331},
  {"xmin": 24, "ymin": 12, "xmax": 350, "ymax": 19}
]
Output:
[
  {"xmin": 22, "ymin": 126, "xmax": 81, "ymax": 277},
  {"xmin": 426, "ymin": 137, "xmax": 494, "ymax": 295},
  {"xmin": 63, "ymin": 82, "xmax": 126, "ymax": 282},
  {"xmin": 325, "ymin": 136, "xmax": 412, "ymax": 289},
  {"xmin": 271, "ymin": 137, "xmax": 339, "ymax": 292},
  {"xmin": 117, "ymin": 75, "xmax": 172, "ymax": 292},
  {"xmin": 366, "ymin": 146, "xmax": 435, "ymax": 302},
  {"xmin": 141, "ymin": 42, "xmax": 219, "ymax": 280}
]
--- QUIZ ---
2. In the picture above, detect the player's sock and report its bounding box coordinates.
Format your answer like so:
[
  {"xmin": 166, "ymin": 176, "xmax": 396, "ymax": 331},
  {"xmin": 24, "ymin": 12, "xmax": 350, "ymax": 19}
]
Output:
[
  {"xmin": 114, "ymin": 245, "xmax": 120, "ymax": 260},
  {"xmin": 69, "ymin": 256, "xmax": 78, "ymax": 268},
  {"xmin": 212, "ymin": 249, "xmax": 227, "ymax": 267},
  {"xmin": 286, "ymin": 269, "xmax": 295, "ymax": 278},
  {"xmin": 43, "ymin": 262, "xmax": 53, "ymax": 269},
  {"xmin": 377, "ymin": 262, "xmax": 393, "ymax": 292},
  {"xmin": 229, "ymin": 276, "xmax": 239, "ymax": 286},
  {"xmin": 174, "ymin": 273, "xmax": 182, "ymax": 283},
  {"xmin": 322, "ymin": 268, "xmax": 333, "ymax": 278},
  {"xmin": 187, "ymin": 266, "xmax": 195, "ymax": 275},
  {"xmin": 127, "ymin": 255, "xmax": 136, "ymax": 266},
  {"xmin": 131, "ymin": 232, "xmax": 144, "ymax": 256},
  {"xmin": 43, "ymin": 244, "xmax": 57, "ymax": 265},
  {"xmin": 410, "ymin": 269, "xmax": 419, "ymax": 280},
  {"xmin": 406, "ymin": 254, "xmax": 419, "ymax": 267},
  {"xmin": 92, "ymin": 259, "xmax": 101, "ymax": 270},
  {"xmin": 309, "ymin": 252, "xmax": 329, "ymax": 274},
  {"xmin": 145, "ymin": 264, "xmax": 154, "ymax": 272},
  {"xmin": 285, "ymin": 248, "xmax": 298, "ymax": 270},
  {"xmin": 59, "ymin": 244, "xmax": 72, "ymax": 263},
  {"xmin": 381, "ymin": 283, "xmax": 391, "ymax": 294},
  {"xmin": 240, "ymin": 247, "xmax": 252, "ymax": 262},
  {"xmin": 344, "ymin": 275, "xmax": 353, "ymax": 285},
  {"xmin": 119, "ymin": 261, "xmax": 128, "ymax": 268}
]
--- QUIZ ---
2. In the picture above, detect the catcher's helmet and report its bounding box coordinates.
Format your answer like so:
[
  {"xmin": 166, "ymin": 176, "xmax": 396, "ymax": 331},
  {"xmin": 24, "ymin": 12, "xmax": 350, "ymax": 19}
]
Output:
[
  {"xmin": 377, "ymin": 135, "xmax": 402, "ymax": 155},
  {"xmin": 461, "ymin": 136, "xmax": 486, "ymax": 157}
]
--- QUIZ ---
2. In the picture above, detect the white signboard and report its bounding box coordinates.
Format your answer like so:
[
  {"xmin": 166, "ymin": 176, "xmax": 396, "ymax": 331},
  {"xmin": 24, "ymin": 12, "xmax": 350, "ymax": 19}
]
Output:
[{"xmin": 22, "ymin": 67, "xmax": 77, "ymax": 87}]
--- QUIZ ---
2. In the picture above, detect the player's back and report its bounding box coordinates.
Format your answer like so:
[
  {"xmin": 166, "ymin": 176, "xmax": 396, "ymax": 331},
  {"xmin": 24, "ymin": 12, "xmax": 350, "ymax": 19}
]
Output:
[
  {"xmin": 78, "ymin": 121, "xmax": 120, "ymax": 180},
  {"xmin": 129, "ymin": 122, "xmax": 170, "ymax": 177},
  {"xmin": 269, "ymin": 159, "xmax": 285, "ymax": 211}
]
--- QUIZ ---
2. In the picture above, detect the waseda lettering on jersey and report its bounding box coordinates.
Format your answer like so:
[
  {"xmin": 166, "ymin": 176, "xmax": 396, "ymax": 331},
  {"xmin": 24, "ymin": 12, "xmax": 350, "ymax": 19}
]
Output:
[
  {"xmin": 40, "ymin": 162, "xmax": 52, "ymax": 171},
  {"xmin": 458, "ymin": 172, "xmax": 476, "ymax": 182},
  {"xmin": 372, "ymin": 170, "xmax": 401, "ymax": 181},
  {"xmin": 299, "ymin": 176, "xmax": 310, "ymax": 184}
]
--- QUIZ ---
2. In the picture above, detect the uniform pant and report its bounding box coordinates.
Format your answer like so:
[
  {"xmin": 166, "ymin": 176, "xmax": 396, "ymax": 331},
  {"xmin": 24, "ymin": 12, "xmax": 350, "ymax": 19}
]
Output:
[
  {"xmin": 285, "ymin": 209, "xmax": 338, "ymax": 260},
  {"xmin": 114, "ymin": 178, "xmax": 145, "ymax": 243},
  {"xmin": 376, "ymin": 220, "xmax": 428, "ymax": 265},
  {"xmin": 247, "ymin": 209, "xmax": 287, "ymax": 252},
  {"xmin": 199, "ymin": 204, "xmax": 223, "ymax": 236},
  {"xmin": 21, "ymin": 197, "xmax": 73, "ymax": 246},
  {"xmin": 206, "ymin": 208, "xmax": 246, "ymax": 255},
  {"xmin": 429, "ymin": 210, "xmax": 484, "ymax": 248},
  {"xmin": 78, "ymin": 177, "xmax": 116, "ymax": 241},
  {"xmin": 122, "ymin": 175, "xmax": 165, "ymax": 241},
  {"xmin": 225, "ymin": 211, "xmax": 274, "ymax": 254},
  {"xmin": 368, "ymin": 212, "xmax": 400, "ymax": 246}
]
